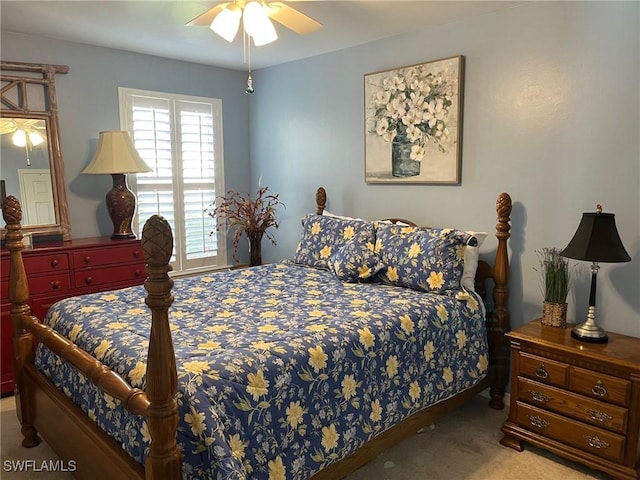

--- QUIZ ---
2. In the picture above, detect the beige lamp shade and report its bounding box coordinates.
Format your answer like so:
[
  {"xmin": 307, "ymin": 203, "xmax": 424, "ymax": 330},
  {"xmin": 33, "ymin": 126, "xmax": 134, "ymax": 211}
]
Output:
[{"xmin": 82, "ymin": 131, "xmax": 152, "ymax": 174}]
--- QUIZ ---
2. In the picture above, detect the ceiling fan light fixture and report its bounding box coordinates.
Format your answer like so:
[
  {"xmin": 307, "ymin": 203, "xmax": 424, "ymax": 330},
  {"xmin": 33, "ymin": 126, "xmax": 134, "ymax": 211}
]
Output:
[
  {"xmin": 12, "ymin": 129, "xmax": 27, "ymax": 147},
  {"xmin": 210, "ymin": 4, "xmax": 242, "ymax": 42},
  {"xmin": 29, "ymin": 131, "xmax": 45, "ymax": 146},
  {"xmin": 243, "ymin": 1, "xmax": 278, "ymax": 46}
]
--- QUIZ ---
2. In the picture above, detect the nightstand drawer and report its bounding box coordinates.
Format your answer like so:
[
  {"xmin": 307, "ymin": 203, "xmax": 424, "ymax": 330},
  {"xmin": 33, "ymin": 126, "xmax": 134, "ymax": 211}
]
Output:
[
  {"xmin": 519, "ymin": 352, "xmax": 569, "ymax": 388},
  {"xmin": 516, "ymin": 402, "xmax": 625, "ymax": 463},
  {"xmin": 74, "ymin": 263, "xmax": 146, "ymax": 288},
  {"xmin": 517, "ymin": 377, "xmax": 628, "ymax": 434},
  {"xmin": 569, "ymin": 367, "xmax": 630, "ymax": 407}
]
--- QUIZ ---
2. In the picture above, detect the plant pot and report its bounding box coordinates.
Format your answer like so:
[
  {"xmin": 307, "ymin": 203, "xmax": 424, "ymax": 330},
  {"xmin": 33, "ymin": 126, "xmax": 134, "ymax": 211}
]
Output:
[{"xmin": 542, "ymin": 301, "xmax": 567, "ymax": 328}]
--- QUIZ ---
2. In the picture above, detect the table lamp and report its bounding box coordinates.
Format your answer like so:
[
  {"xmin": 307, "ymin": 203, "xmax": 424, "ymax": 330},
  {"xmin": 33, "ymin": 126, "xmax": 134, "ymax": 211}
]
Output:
[
  {"xmin": 82, "ymin": 131, "xmax": 152, "ymax": 239},
  {"xmin": 560, "ymin": 204, "xmax": 631, "ymax": 343}
]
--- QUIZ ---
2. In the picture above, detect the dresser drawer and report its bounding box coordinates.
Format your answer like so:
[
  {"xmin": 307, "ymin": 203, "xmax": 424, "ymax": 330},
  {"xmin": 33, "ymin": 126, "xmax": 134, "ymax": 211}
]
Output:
[
  {"xmin": 519, "ymin": 352, "xmax": 569, "ymax": 388},
  {"xmin": 569, "ymin": 366, "xmax": 630, "ymax": 407},
  {"xmin": 517, "ymin": 377, "xmax": 628, "ymax": 434},
  {"xmin": 516, "ymin": 402, "xmax": 625, "ymax": 463},
  {"xmin": 74, "ymin": 263, "xmax": 146, "ymax": 289},
  {"xmin": 73, "ymin": 244, "xmax": 143, "ymax": 269},
  {"xmin": 1, "ymin": 273, "xmax": 72, "ymax": 298},
  {"xmin": 1, "ymin": 253, "xmax": 69, "ymax": 278}
]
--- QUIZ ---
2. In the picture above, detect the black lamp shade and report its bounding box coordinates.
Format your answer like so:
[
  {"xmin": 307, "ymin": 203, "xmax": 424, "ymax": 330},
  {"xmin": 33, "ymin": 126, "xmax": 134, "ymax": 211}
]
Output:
[{"xmin": 561, "ymin": 212, "xmax": 631, "ymax": 263}]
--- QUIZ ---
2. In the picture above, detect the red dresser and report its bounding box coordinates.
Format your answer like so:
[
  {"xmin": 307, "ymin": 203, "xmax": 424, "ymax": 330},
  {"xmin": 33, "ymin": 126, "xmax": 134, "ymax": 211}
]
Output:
[{"xmin": 0, "ymin": 237, "xmax": 146, "ymax": 395}]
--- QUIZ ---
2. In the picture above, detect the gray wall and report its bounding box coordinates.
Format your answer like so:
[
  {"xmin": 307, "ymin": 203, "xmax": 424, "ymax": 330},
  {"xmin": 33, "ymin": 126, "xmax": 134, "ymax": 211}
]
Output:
[
  {"xmin": 2, "ymin": 1, "xmax": 638, "ymax": 336},
  {"xmin": 251, "ymin": 1, "xmax": 639, "ymax": 336},
  {"xmin": 1, "ymin": 31, "xmax": 251, "ymax": 239}
]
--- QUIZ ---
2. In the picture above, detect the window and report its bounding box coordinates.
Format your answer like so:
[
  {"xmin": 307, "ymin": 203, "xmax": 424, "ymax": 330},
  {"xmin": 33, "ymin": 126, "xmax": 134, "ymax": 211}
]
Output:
[{"xmin": 119, "ymin": 88, "xmax": 226, "ymax": 274}]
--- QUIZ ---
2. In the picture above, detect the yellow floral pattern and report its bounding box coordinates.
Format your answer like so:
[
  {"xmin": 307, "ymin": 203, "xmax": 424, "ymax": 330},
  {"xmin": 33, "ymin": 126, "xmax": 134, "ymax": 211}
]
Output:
[
  {"xmin": 374, "ymin": 223, "xmax": 472, "ymax": 294},
  {"xmin": 35, "ymin": 262, "xmax": 488, "ymax": 479}
]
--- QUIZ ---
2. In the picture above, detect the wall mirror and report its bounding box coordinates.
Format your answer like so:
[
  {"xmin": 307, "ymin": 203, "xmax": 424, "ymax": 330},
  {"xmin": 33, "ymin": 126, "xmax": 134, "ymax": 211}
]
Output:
[{"xmin": 1, "ymin": 61, "xmax": 71, "ymax": 241}]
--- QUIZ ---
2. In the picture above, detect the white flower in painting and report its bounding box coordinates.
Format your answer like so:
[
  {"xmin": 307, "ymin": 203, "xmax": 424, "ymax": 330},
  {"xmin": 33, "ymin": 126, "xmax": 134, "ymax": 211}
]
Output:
[
  {"xmin": 410, "ymin": 144, "xmax": 426, "ymax": 161},
  {"xmin": 409, "ymin": 91, "xmax": 426, "ymax": 109},
  {"xmin": 406, "ymin": 125, "xmax": 423, "ymax": 143},
  {"xmin": 402, "ymin": 108, "xmax": 423, "ymax": 128},
  {"xmin": 376, "ymin": 117, "xmax": 390, "ymax": 136},
  {"xmin": 386, "ymin": 97, "xmax": 405, "ymax": 119},
  {"xmin": 374, "ymin": 89, "xmax": 391, "ymax": 106}
]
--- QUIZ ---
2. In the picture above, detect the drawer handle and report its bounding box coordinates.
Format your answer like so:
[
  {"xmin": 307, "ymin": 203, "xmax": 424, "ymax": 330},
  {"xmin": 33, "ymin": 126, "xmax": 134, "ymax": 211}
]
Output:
[
  {"xmin": 50, "ymin": 280, "xmax": 61, "ymax": 290},
  {"xmin": 535, "ymin": 365, "xmax": 548, "ymax": 379},
  {"xmin": 592, "ymin": 380, "xmax": 607, "ymax": 397},
  {"xmin": 528, "ymin": 415, "xmax": 549, "ymax": 429},
  {"xmin": 586, "ymin": 436, "xmax": 609, "ymax": 450},
  {"xmin": 589, "ymin": 410, "xmax": 613, "ymax": 424},
  {"xmin": 84, "ymin": 255, "xmax": 91, "ymax": 264},
  {"xmin": 134, "ymin": 269, "xmax": 141, "ymax": 277},
  {"xmin": 50, "ymin": 259, "xmax": 59, "ymax": 268},
  {"xmin": 85, "ymin": 276, "xmax": 93, "ymax": 285},
  {"xmin": 530, "ymin": 390, "xmax": 550, "ymax": 403},
  {"xmin": 133, "ymin": 250, "xmax": 141, "ymax": 258}
]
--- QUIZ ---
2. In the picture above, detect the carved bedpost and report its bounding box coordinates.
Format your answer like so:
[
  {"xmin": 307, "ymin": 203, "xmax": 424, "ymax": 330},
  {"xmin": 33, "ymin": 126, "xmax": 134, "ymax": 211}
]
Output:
[
  {"xmin": 141, "ymin": 215, "xmax": 182, "ymax": 479},
  {"xmin": 489, "ymin": 192, "xmax": 512, "ymax": 409},
  {"xmin": 315, "ymin": 187, "xmax": 327, "ymax": 215},
  {"xmin": 2, "ymin": 196, "xmax": 40, "ymax": 447}
]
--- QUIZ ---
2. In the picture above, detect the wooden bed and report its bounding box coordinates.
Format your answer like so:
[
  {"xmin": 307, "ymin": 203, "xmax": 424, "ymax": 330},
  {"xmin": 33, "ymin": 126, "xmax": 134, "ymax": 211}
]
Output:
[{"xmin": 3, "ymin": 187, "xmax": 512, "ymax": 480}]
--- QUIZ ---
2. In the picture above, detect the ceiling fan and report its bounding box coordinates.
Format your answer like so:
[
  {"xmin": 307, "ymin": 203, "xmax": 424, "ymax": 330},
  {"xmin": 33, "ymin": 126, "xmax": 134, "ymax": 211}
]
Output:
[
  {"xmin": 0, "ymin": 118, "xmax": 47, "ymax": 166},
  {"xmin": 186, "ymin": 1, "xmax": 323, "ymax": 46}
]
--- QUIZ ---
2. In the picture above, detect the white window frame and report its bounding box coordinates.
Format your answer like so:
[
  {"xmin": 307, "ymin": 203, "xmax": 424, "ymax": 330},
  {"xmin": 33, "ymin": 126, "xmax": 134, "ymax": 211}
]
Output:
[{"xmin": 118, "ymin": 87, "xmax": 227, "ymax": 274}]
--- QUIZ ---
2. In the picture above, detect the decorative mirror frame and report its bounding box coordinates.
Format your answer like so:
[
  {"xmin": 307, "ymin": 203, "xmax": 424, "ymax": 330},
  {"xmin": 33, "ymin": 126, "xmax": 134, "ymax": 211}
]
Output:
[{"xmin": 1, "ymin": 60, "xmax": 71, "ymax": 241}]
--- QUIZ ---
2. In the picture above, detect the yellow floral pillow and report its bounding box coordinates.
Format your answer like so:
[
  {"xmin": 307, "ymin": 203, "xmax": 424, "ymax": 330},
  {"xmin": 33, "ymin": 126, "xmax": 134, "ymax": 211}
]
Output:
[
  {"xmin": 373, "ymin": 223, "xmax": 471, "ymax": 294},
  {"xmin": 329, "ymin": 238, "xmax": 384, "ymax": 282},
  {"xmin": 293, "ymin": 214, "xmax": 376, "ymax": 271}
]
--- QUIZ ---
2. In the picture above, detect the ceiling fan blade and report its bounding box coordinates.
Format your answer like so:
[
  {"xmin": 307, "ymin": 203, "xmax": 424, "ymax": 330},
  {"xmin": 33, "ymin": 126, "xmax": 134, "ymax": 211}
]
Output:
[
  {"xmin": 267, "ymin": 2, "xmax": 322, "ymax": 35},
  {"xmin": 186, "ymin": 3, "xmax": 229, "ymax": 27},
  {"xmin": 0, "ymin": 119, "xmax": 17, "ymax": 135}
]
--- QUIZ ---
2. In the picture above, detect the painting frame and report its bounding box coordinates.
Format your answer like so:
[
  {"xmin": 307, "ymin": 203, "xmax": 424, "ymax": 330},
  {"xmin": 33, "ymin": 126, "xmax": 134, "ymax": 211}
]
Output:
[{"xmin": 364, "ymin": 55, "xmax": 465, "ymax": 184}]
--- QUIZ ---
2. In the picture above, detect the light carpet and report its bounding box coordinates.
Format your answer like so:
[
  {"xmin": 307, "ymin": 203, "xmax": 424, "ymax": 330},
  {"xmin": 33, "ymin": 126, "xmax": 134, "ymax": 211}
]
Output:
[{"xmin": 1, "ymin": 393, "xmax": 609, "ymax": 479}]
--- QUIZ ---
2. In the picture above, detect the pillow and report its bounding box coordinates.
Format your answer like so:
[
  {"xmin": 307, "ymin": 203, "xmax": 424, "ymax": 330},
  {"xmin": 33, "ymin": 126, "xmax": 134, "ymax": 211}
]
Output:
[
  {"xmin": 461, "ymin": 232, "xmax": 488, "ymax": 292},
  {"xmin": 373, "ymin": 223, "xmax": 471, "ymax": 294},
  {"xmin": 321, "ymin": 210, "xmax": 365, "ymax": 222},
  {"xmin": 293, "ymin": 214, "xmax": 376, "ymax": 270},
  {"xmin": 329, "ymin": 238, "xmax": 383, "ymax": 282}
]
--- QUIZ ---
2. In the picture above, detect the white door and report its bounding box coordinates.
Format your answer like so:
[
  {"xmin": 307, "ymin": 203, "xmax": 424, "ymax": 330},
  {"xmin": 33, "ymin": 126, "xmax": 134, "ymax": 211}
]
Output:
[{"xmin": 18, "ymin": 169, "xmax": 55, "ymax": 225}]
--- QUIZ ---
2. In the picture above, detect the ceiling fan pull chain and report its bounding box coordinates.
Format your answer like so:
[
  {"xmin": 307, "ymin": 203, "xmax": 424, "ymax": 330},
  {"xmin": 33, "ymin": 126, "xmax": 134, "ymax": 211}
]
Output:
[{"xmin": 246, "ymin": 30, "xmax": 254, "ymax": 94}]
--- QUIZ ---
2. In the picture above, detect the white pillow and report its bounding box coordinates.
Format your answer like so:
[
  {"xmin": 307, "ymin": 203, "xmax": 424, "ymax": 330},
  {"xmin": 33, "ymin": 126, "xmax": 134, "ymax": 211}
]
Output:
[
  {"xmin": 461, "ymin": 232, "xmax": 488, "ymax": 292},
  {"xmin": 322, "ymin": 210, "xmax": 366, "ymax": 222}
]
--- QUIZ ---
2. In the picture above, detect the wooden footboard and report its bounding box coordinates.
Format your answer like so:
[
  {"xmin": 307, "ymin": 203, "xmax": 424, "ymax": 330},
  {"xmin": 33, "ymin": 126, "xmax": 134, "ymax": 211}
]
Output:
[
  {"xmin": 3, "ymin": 188, "xmax": 512, "ymax": 480},
  {"xmin": 3, "ymin": 196, "xmax": 179, "ymax": 479}
]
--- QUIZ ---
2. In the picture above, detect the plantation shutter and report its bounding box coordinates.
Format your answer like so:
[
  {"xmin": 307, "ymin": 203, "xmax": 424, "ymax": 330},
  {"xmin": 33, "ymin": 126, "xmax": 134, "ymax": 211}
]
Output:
[{"xmin": 119, "ymin": 88, "xmax": 226, "ymax": 273}]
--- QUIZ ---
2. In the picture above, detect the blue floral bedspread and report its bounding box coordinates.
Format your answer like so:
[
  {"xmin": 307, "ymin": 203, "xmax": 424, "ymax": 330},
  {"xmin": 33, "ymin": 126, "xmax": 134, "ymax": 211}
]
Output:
[{"xmin": 34, "ymin": 262, "xmax": 488, "ymax": 480}]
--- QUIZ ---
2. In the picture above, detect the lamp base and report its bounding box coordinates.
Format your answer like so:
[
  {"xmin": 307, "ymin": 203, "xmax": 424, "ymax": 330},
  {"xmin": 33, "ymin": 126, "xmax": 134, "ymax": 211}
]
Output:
[
  {"xmin": 571, "ymin": 322, "xmax": 608, "ymax": 344},
  {"xmin": 111, "ymin": 232, "xmax": 136, "ymax": 240},
  {"xmin": 106, "ymin": 173, "xmax": 137, "ymax": 240}
]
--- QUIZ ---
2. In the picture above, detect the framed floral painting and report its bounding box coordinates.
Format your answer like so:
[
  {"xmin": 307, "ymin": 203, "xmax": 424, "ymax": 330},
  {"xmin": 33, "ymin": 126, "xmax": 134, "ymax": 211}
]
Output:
[{"xmin": 364, "ymin": 55, "xmax": 465, "ymax": 184}]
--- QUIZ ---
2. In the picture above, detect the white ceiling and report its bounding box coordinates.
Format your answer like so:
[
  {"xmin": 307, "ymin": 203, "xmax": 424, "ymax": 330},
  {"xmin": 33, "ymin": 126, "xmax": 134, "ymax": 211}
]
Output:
[{"xmin": 1, "ymin": 1, "xmax": 523, "ymax": 70}]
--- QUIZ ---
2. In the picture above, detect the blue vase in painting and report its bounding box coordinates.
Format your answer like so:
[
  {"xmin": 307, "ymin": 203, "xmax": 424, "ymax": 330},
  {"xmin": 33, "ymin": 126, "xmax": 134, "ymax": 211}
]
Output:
[{"xmin": 391, "ymin": 129, "xmax": 420, "ymax": 177}]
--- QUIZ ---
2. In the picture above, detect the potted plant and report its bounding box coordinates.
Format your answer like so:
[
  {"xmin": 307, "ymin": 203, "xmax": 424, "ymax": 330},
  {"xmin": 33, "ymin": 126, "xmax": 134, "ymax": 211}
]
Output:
[
  {"xmin": 535, "ymin": 247, "xmax": 571, "ymax": 327},
  {"xmin": 207, "ymin": 186, "xmax": 284, "ymax": 267}
]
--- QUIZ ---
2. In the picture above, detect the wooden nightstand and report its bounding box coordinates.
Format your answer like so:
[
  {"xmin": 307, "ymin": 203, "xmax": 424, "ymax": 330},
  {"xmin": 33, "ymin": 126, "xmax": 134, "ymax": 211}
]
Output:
[{"xmin": 501, "ymin": 319, "xmax": 640, "ymax": 480}]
